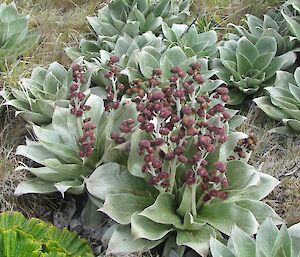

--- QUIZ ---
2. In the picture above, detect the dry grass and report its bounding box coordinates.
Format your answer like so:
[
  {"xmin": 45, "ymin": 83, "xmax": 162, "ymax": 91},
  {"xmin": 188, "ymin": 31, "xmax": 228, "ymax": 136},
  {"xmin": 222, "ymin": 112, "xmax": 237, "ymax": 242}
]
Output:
[{"xmin": 240, "ymin": 104, "xmax": 300, "ymax": 226}]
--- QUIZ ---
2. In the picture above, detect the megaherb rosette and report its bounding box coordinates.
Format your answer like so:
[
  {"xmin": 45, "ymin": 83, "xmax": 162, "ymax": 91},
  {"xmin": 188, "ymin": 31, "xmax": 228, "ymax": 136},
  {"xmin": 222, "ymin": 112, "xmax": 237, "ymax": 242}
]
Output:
[
  {"xmin": 85, "ymin": 64, "xmax": 281, "ymax": 256},
  {"xmin": 210, "ymin": 218, "xmax": 300, "ymax": 257},
  {"xmin": 65, "ymin": 0, "xmax": 191, "ymax": 59},
  {"xmin": 14, "ymin": 64, "xmax": 138, "ymax": 198},
  {"xmin": 0, "ymin": 2, "xmax": 39, "ymax": 71},
  {"xmin": 254, "ymin": 67, "xmax": 300, "ymax": 133},
  {"xmin": 213, "ymin": 36, "xmax": 296, "ymax": 105},
  {"xmin": 1, "ymin": 62, "xmax": 71, "ymax": 125}
]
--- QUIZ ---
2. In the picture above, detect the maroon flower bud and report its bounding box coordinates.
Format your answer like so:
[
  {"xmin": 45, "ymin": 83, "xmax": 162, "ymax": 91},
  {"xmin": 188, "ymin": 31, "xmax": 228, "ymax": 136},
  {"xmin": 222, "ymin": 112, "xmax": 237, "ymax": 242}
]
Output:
[
  {"xmin": 221, "ymin": 95, "xmax": 230, "ymax": 102},
  {"xmin": 152, "ymin": 159, "xmax": 162, "ymax": 169},
  {"xmin": 70, "ymin": 107, "xmax": 76, "ymax": 115},
  {"xmin": 215, "ymin": 161, "xmax": 226, "ymax": 172},
  {"xmin": 171, "ymin": 66, "xmax": 180, "ymax": 74},
  {"xmin": 170, "ymin": 115, "xmax": 180, "ymax": 123},
  {"xmin": 203, "ymin": 194, "xmax": 211, "ymax": 202},
  {"xmin": 198, "ymin": 167, "xmax": 208, "ymax": 177},
  {"xmin": 185, "ymin": 170, "xmax": 195, "ymax": 185},
  {"xmin": 159, "ymin": 108, "xmax": 171, "ymax": 119},
  {"xmin": 209, "ymin": 189, "xmax": 220, "ymax": 197},
  {"xmin": 117, "ymin": 83, "xmax": 125, "ymax": 90},
  {"xmin": 158, "ymin": 171, "xmax": 169, "ymax": 179},
  {"xmin": 193, "ymin": 74, "xmax": 205, "ymax": 84},
  {"xmin": 211, "ymin": 175, "xmax": 221, "ymax": 183},
  {"xmin": 222, "ymin": 111, "xmax": 230, "ymax": 120},
  {"xmin": 216, "ymin": 87, "xmax": 229, "ymax": 95},
  {"xmin": 190, "ymin": 62, "xmax": 201, "ymax": 70},
  {"xmin": 137, "ymin": 103, "xmax": 145, "ymax": 112},
  {"xmin": 137, "ymin": 114, "xmax": 146, "ymax": 122},
  {"xmin": 70, "ymin": 83, "xmax": 79, "ymax": 91},
  {"xmin": 182, "ymin": 116, "xmax": 195, "ymax": 127},
  {"xmin": 112, "ymin": 101, "xmax": 120, "ymax": 109},
  {"xmin": 76, "ymin": 109, "xmax": 83, "ymax": 117},
  {"xmin": 198, "ymin": 135, "xmax": 212, "ymax": 146},
  {"xmin": 159, "ymin": 127, "xmax": 170, "ymax": 135},
  {"xmin": 221, "ymin": 179, "xmax": 229, "ymax": 188},
  {"xmin": 187, "ymin": 68, "xmax": 195, "ymax": 75},
  {"xmin": 144, "ymin": 154, "xmax": 154, "ymax": 163},
  {"xmin": 164, "ymin": 152, "xmax": 175, "ymax": 160},
  {"xmin": 192, "ymin": 154, "xmax": 201, "ymax": 162},
  {"xmin": 219, "ymin": 191, "xmax": 229, "ymax": 200},
  {"xmin": 170, "ymin": 76, "xmax": 178, "ymax": 82},
  {"xmin": 153, "ymin": 68, "xmax": 162, "ymax": 76},
  {"xmin": 175, "ymin": 146, "xmax": 184, "ymax": 155},
  {"xmin": 201, "ymin": 160, "xmax": 208, "ymax": 166},
  {"xmin": 170, "ymin": 135, "xmax": 179, "ymax": 143},
  {"xmin": 187, "ymin": 127, "xmax": 198, "ymax": 136},
  {"xmin": 139, "ymin": 140, "xmax": 151, "ymax": 149},
  {"xmin": 161, "ymin": 180, "xmax": 170, "ymax": 188},
  {"xmin": 148, "ymin": 176, "xmax": 160, "ymax": 185},
  {"xmin": 206, "ymin": 144, "xmax": 215, "ymax": 152},
  {"xmin": 104, "ymin": 71, "xmax": 113, "ymax": 78},
  {"xmin": 79, "ymin": 150, "xmax": 85, "ymax": 158},
  {"xmin": 201, "ymin": 183, "xmax": 209, "ymax": 191},
  {"xmin": 146, "ymin": 123, "xmax": 155, "ymax": 133},
  {"xmin": 110, "ymin": 55, "xmax": 119, "ymax": 63},
  {"xmin": 71, "ymin": 63, "xmax": 82, "ymax": 72},
  {"xmin": 178, "ymin": 155, "xmax": 188, "ymax": 163},
  {"xmin": 77, "ymin": 92, "xmax": 85, "ymax": 100},
  {"xmin": 152, "ymin": 90, "xmax": 165, "ymax": 100},
  {"xmin": 178, "ymin": 70, "xmax": 186, "ymax": 78},
  {"xmin": 154, "ymin": 138, "xmax": 164, "ymax": 146},
  {"xmin": 173, "ymin": 90, "xmax": 185, "ymax": 98},
  {"xmin": 115, "ymin": 137, "xmax": 126, "ymax": 144},
  {"xmin": 214, "ymin": 104, "xmax": 225, "ymax": 113},
  {"xmin": 182, "ymin": 106, "xmax": 192, "ymax": 114}
]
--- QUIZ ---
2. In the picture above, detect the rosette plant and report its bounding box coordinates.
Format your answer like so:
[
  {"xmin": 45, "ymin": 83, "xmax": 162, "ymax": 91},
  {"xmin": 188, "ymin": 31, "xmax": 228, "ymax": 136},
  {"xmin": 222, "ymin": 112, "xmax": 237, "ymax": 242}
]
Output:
[
  {"xmin": 214, "ymin": 36, "xmax": 297, "ymax": 105},
  {"xmin": 282, "ymin": 0, "xmax": 300, "ymax": 43},
  {"xmin": 230, "ymin": 12, "xmax": 296, "ymax": 55},
  {"xmin": 254, "ymin": 67, "xmax": 300, "ymax": 133},
  {"xmin": 0, "ymin": 212, "xmax": 93, "ymax": 257},
  {"xmin": 65, "ymin": 0, "xmax": 191, "ymax": 60},
  {"xmin": 0, "ymin": 2, "xmax": 40, "ymax": 71},
  {"xmin": 85, "ymin": 64, "xmax": 280, "ymax": 256},
  {"xmin": 14, "ymin": 64, "xmax": 138, "ymax": 199},
  {"xmin": 210, "ymin": 218, "xmax": 300, "ymax": 257},
  {"xmin": 162, "ymin": 23, "xmax": 218, "ymax": 58},
  {"xmin": 1, "ymin": 62, "xmax": 71, "ymax": 125}
]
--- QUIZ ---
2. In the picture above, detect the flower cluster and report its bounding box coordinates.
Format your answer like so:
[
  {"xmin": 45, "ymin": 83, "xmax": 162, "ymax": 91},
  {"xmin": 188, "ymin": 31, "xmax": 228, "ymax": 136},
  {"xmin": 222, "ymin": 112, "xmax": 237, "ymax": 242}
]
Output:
[
  {"xmin": 69, "ymin": 63, "xmax": 96, "ymax": 158},
  {"xmin": 228, "ymin": 133, "xmax": 257, "ymax": 160},
  {"xmin": 104, "ymin": 55, "xmax": 125, "ymax": 111},
  {"xmin": 112, "ymin": 63, "xmax": 233, "ymax": 201}
]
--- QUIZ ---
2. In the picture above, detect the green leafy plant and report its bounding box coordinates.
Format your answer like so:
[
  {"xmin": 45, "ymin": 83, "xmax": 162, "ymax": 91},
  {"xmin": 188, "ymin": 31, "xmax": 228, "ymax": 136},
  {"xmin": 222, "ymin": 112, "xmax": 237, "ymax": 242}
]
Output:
[
  {"xmin": 1, "ymin": 62, "xmax": 71, "ymax": 125},
  {"xmin": 162, "ymin": 23, "xmax": 218, "ymax": 58},
  {"xmin": 85, "ymin": 64, "xmax": 281, "ymax": 256},
  {"xmin": 230, "ymin": 12, "xmax": 296, "ymax": 55},
  {"xmin": 213, "ymin": 36, "xmax": 296, "ymax": 105},
  {"xmin": 0, "ymin": 211, "xmax": 93, "ymax": 257},
  {"xmin": 14, "ymin": 64, "xmax": 137, "ymax": 198},
  {"xmin": 65, "ymin": 0, "xmax": 191, "ymax": 60},
  {"xmin": 282, "ymin": 0, "xmax": 300, "ymax": 43},
  {"xmin": 254, "ymin": 67, "xmax": 300, "ymax": 133},
  {"xmin": 210, "ymin": 218, "xmax": 300, "ymax": 257},
  {"xmin": 0, "ymin": 2, "xmax": 40, "ymax": 71}
]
